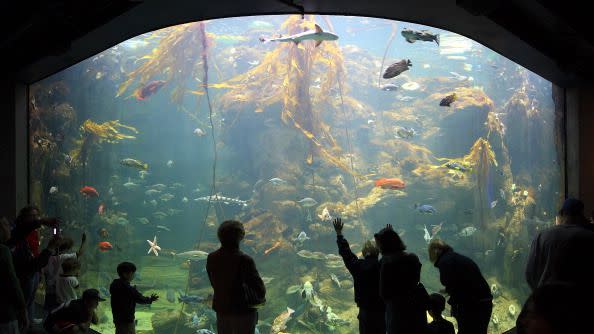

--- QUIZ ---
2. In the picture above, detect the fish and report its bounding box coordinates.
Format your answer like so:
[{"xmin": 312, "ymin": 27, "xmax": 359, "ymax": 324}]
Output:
[
  {"xmin": 297, "ymin": 197, "xmax": 318, "ymax": 207},
  {"xmin": 145, "ymin": 189, "xmax": 161, "ymax": 196},
  {"xmin": 401, "ymin": 28, "xmax": 439, "ymax": 45},
  {"xmin": 151, "ymin": 184, "xmax": 167, "ymax": 191},
  {"xmin": 193, "ymin": 128, "xmax": 206, "ymax": 136},
  {"xmin": 382, "ymin": 59, "xmax": 412, "ymax": 79},
  {"xmin": 401, "ymin": 81, "xmax": 420, "ymax": 91},
  {"xmin": 271, "ymin": 307, "xmax": 295, "ymax": 334},
  {"xmin": 181, "ymin": 197, "xmax": 189, "ymax": 203},
  {"xmin": 98, "ymin": 241, "xmax": 113, "ymax": 252},
  {"xmin": 156, "ymin": 225, "xmax": 171, "ymax": 231},
  {"xmin": 98, "ymin": 228, "xmax": 109, "ymax": 238},
  {"xmin": 317, "ymin": 207, "xmax": 332, "ymax": 222},
  {"xmin": 49, "ymin": 186, "xmax": 58, "ymax": 194},
  {"xmin": 458, "ymin": 226, "xmax": 477, "ymax": 237},
  {"xmin": 98, "ymin": 203, "xmax": 105, "ymax": 215},
  {"xmin": 380, "ymin": 83, "xmax": 399, "ymax": 91},
  {"xmin": 423, "ymin": 225, "xmax": 432, "ymax": 243},
  {"xmin": 439, "ymin": 93, "xmax": 458, "ymax": 107},
  {"xmin": 262, "ymin": 277, "xmax": 275, "ymax": 284},
  {"xmin": 80, "ymin": 186, "xmax": 99, "ymax": 198},
  {"xmin": 194, "ymin": 194, "xmax": 248, "ymax": 207},
  {"xmin": 449, "ymin": 71, "xmax": 470, "ymax": 81},
  {"xmin": 137, "ymin": 217, "xmax": 150, "ymax": 225},
  {"xmin": 374, "ymin": 178, "xmax": 406, "ymax": 190},
  {"xmin": 500, "ymin": 189, "xmax": 506, "ymax": 200},
  {"xmin": 445, "ymin": 161, "xmax": 471, "ymax": 172},
  {"xmin": 147, "ymin": 236, "xmax": 161, "ymax": 256},
  {"xmin": 463, "ymin": 208, "xmax": 474, "ymax": 215},
  {"xmin": 330, "ymin": 274, "xmax": 341, "ymax": 288},
  {"xmin": 166, "ymin": 160, "xmax": 174, "ymax": 168},
  {"xmin": 268, "ymin": 177, "xmax": 287, "ymax": 185},
  {"xmin": 178, "ymin": 293, "xmax": 209, "ymax": 304},
  {"xmin": 138, "ymin": 170, "xmax": 150, "ymax": 179},
  {"xmin": 259, "ymin": 24, "xmax": 338, "ymax": 47},
  {"xmin": 98, "ymin": 287, "xmax": 110, "ymax": 298},
  {"xmin": 195, "ymin": 329, "xmax": 215, "ymax": 334},
  {"xmin": 293, "ymin": 231, "xmax": 310, "ymax": 244},
  {"xmin": 396, "ymin": 95, "xmax": 415, "ymax": 102},
  {"xmin": 135, "ymin": 80, "xmax": 166, "ymax": 100},
  {"xmin": 166, "ymin": 289, "xmax": 175, "ymax": 303},
  {"xmin": 123, "ymin": 178, "xmax": 138, "ymax": 189},
  {"xmin": 120, "ymin": 158, "xmax": 148, "ymax": 171},
  {"xmin": 153, "ymin": 211, "xmax": 167, "ymax": 220},
  {"xmin": 172, "ymin": 250, "xmax": 209, "ymax": 260},
  {"xmin": 431, "ymin": 221, "xmax": 444, "ymax": 236},
  {"xmin": 149, "ymin": 200, "xmax": 158, "ymax": 207},
  {"xmin": 395, "ymin": 127, "xmax": 416, "ymax": 139},
  {"xmin": 159, "ymin": 193, "xmax": 175, "ymax": 202},
  {"xmin": 415, "ymin": 204, "xmax": 436, "ymax": 214},
  {"xmin": 264, "ymin": 241, "xmax": 281, "ymax": 255},
  {"xmin": 116, "ymin": 217, "xmax": 128, "ymax": 226},
  {"xmin": 490, "ymin": 200, "xmax": 498, "ymax": 208}
]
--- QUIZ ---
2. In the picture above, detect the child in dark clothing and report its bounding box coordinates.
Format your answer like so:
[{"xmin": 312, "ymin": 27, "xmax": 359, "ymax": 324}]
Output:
[
  {"xmin": 428, "ymin": 293, "xmax": 455, "ymax": 334},
  {"xmin": 110, "ymin": 262, "xmax": 158, "ymax": 334}
]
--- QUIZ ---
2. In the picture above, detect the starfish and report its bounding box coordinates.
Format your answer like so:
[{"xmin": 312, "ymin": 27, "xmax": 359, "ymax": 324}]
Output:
[{"xmin": 147, "ymin": 236, "xmax": 161, "ymax": 256}]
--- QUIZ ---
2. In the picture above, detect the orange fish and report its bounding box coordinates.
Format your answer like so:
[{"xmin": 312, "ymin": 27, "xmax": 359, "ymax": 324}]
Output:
[
  {"xmin": 98, "ymin": 203, "xmax": 105, "ymax": 215},
  {"xmin": 80, "ymin": 186, "xmax": 99, "ymax": 198},
  {"xmin": 134, "ymin": 80, "xmax": 166, "ymax": 100},
  {"xmin": 374, "ymin": 178, "xmax": 406, "ymax": 190},
  {"xmin": 98, "ymin": 241, "xmax": 113, "ymax": 252},
  {"xmin": 264, "ymin": 241, "xmax": 281, "ymax": 255}
]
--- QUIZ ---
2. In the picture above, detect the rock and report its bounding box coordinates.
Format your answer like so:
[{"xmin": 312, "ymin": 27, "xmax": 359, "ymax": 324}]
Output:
[{"xmin": 152, "ymin": 310, "xmax": 194, "ymax": 334}]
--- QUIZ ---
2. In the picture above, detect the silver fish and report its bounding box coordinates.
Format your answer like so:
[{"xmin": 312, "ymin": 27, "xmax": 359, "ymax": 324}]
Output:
[{"xmin": 297, "ymin": 197, "xmax": 318, "ymax": 207}]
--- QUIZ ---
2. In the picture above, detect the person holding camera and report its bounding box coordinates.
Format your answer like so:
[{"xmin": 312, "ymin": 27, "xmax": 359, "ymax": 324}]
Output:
[{"xmin": 8, "ymin": 205, "xmax": 62, "ymax": 326}]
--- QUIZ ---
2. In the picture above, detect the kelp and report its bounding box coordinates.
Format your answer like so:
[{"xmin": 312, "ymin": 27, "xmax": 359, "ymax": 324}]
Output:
[
  {"xmin": 218, "ymin": 15, "xmax": 365, "ymax": 177},
  {"xmin": 70, "ymin": 120, "xmax": 138, "ymax": 166},
  {"xmin": 80, "ymin": 120, "xmax": 138, "ymax": 142},
  {"xmin": 116, "ymin": 23, "xmax": 211, "ymax": 105},
  {"xmin": 465, "ymin": 138, "xmax": 498, "ymax": 226}
]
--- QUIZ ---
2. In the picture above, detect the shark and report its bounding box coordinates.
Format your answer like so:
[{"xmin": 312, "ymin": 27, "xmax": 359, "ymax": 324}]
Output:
[{"xmin": 259, "ymin": 24, "xmax": 338, "ymax": 47}]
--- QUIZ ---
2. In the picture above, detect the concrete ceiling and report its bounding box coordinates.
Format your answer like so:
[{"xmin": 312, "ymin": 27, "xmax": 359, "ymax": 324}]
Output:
[{"xmin": 3, "ymin": 0, "xmax": 592, "ymax": 86}]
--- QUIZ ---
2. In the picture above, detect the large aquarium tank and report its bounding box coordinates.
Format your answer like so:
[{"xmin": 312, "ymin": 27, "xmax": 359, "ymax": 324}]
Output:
[{"xmin": 28, "ymin": 15, "xmax": 562, "ymax": 334}]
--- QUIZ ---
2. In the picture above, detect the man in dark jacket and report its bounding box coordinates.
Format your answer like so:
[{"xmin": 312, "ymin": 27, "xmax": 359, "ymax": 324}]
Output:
[
  {"xmin": 428, "ymin": 239, "xmax": 492, "ymax": 334},
  {"xmin": 333, "ymin": 218, "xmax": 385, "ymax": 334},
  {"xmin": 207, "ymin": 220, "xmax": 265, "ymax": 334},
  {"xmin": 110, "ymin": 262, "xmax": 158, "ymax": 334},
  {"xmin": 526, "ymin": 198, "xmax": 594, "ymax": 290},
  {"xmin": 376, "ymin": 225, "xmax": 428, "ymax": 334}
]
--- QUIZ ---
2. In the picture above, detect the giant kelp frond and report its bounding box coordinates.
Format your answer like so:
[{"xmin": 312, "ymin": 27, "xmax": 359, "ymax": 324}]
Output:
[
  {"xmin": 117, "ymin": 23, "xmax": 211, "ymax": 105},
  {"xmin": 218, "ymin": 15, "xmax": 366, "ymax": 177},
  {"xmin": 464, "ymin": 137, "xmax": 497, "ymax": 167},
  {"xmin": 486, "ymin": 111, "xmax": 505, "ymax": 138},
  {"xmin": 80, "ymin": 120, "xmax": 138, "ymax": 142}
]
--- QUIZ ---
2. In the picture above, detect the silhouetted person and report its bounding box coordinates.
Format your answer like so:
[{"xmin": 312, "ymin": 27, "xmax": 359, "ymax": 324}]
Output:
[
  {"xmin": 44, "ymin": 288, "xmax": 103, "ymax": 334},
  {"xmin": 207, "ymin": 220, "xmax": 266, "ymax": 334},
  {"xmin": 8, "ymin": 206, "xmax": 60, "ymax": 325},
  {"xmin": 56, "ymin": 258, "xmax": 81, "ymax": 305},
  {"xmin": 516, "ymin": 283, "xmax": 590, "ymax": 334},
  {"xmin": 333, "ymin": 217, "xmax": 385, "ymax": 334},
  {"xmin": 0, "ymin": 217, "xmax": 28, "ymax": 334},
  {"xmin": 427, "ymin": 293, "xmax": 454, "ymax": 334},
  {"xmin": 110, "ymin": 262, "xmax": 158, "ymax": 334},
  {"xmin": 428, "ymin": 239, "xmax": 492, "ymax": 334},
  {"xmin": 526, "ymin": 198, "xmax": 594, "ymax": 290},
  {"xmin": 375, "ymin": 224, "xmax": 428, "ymax": 334},
  {"xmin": 44, "ymin": 234, "xmax": 86, "ymax": 313}
]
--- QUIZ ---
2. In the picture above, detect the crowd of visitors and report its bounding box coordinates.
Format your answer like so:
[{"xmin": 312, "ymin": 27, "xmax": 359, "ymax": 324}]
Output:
[{"xmin": 1, "ymin": 197, "xmax": 592, "ymax": 334}]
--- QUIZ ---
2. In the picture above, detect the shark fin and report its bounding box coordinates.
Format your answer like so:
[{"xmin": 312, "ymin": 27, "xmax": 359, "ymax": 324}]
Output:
[
  {"xmin": 315, "ymin": 40, "xmax": 323, "ymax": 47},
  {"xmin": 314, "ymin": 24, "xmax": 323, "ymax": 33}
]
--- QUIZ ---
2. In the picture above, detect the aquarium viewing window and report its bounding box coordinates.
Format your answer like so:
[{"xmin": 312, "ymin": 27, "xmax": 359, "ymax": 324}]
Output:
[{"xmin": 28, "ymin": 15, "xmax": 561, "ymax": 333}]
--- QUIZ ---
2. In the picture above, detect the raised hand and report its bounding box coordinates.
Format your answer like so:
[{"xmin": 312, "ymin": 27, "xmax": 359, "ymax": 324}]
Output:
[{"xmin": 332, "ymin": 217, "xmax": 343, "ymax": 235}]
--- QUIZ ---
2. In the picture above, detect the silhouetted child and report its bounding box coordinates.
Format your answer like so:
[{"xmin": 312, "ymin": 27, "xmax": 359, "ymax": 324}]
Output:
[
  {"xmin": 110, "ymin": 262, "xmax": 158, "ymax": 334},
  {"xmin": 428, "ymin": 293, "xmax": 455, "ymax": 334},
  {"xmin": 56, "ymin": 258, "xmax": 81, "ymax": 305}
]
